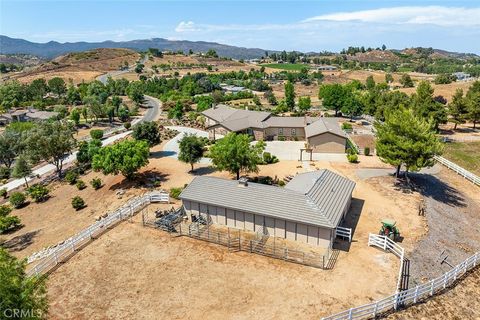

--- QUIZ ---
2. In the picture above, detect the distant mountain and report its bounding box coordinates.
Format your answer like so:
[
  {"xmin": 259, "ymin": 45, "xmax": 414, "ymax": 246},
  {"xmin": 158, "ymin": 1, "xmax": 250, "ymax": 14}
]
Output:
[{"xmin": 0, "ymin": 35, "xmax": 270, "ymax": 60}]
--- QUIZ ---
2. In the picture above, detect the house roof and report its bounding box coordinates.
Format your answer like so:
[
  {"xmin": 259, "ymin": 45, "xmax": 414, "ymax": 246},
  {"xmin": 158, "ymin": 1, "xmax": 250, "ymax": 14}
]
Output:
[
  {"xmin": 179, "ymin": 169, "xmax": 355, "ymax": 229},
  {"xmin": 305, "ymin": 117, "xmax": 346, "ymax": 139},
  {"xmin": 262, "ymin": 116, "xmax": 319, "ymax": 128},
  {"xmin": 203, "ymin": 105, "xmax": 270, "ymax": 131},
  {"xmin": 26, "ymin": 110, "xmax": 58, "ymax": 120}
]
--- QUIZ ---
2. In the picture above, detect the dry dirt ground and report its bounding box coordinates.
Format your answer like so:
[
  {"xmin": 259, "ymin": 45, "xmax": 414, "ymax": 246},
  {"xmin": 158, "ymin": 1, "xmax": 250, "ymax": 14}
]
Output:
[
  {"xmin": 385, "ymin": 266, "xmax": 480, "ymax": 320},
  {"xmin": 398, "ymin": 80, "xmax": 475, "ymax": 102},
  {"xmin": 5, "ymin": 48, "xmax": 139, "ymax": 84}
]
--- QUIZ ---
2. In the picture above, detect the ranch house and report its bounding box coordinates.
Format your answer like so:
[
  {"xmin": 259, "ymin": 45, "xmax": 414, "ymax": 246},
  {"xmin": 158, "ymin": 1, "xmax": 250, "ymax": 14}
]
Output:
[
  {"xmin": 202, "ymin": 105, "xmax": 348, "ymax": 153},
  {"xmin": 179, "ymin": 170, "xmax": 356, "ymax": 248}
]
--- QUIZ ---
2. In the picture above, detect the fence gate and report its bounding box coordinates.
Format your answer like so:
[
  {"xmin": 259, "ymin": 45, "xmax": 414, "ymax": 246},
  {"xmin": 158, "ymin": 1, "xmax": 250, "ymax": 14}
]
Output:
[{"xmin": 335, "ymin": 226, "xmax": 352, "ymax": 242}]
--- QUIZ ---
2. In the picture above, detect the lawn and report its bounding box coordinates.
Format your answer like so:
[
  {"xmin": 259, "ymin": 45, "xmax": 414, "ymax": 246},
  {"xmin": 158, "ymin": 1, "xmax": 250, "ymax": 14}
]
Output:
[
  {"xmin": 261, "ymin": 63, "xmax": 309, "ymax": 71},
  {"xmin": 443, "ymin": 141, "xmax": 480, "ymax": 176}
]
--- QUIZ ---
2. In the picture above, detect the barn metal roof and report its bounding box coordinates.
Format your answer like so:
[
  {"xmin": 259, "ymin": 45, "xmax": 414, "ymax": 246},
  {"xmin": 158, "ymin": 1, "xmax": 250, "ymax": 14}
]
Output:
[{"xmin": 179, "ymin": 169, "xmax": 355, "ymax": 229}]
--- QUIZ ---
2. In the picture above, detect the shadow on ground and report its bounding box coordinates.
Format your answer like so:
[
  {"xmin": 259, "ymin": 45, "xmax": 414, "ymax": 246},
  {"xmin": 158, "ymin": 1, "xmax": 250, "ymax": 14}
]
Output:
[
  {"xmin": 333, "ymin": 198, "xmax": 364, "ymax": 252},
  {"xmin": 1, "ymin": 230, "xmax": 39, "ymax": 252},
  {"xmin": 109, "ymin": 170, "xmax": 170, "ymax": 191}
]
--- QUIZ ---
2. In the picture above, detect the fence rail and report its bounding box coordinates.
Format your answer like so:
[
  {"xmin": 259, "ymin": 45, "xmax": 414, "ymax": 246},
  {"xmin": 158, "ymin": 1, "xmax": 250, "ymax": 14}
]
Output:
[
  {"xmin": 434, "ymin": 155, "xmax": 480, "ymax": 186},
  {"xmin": 335, "ymin": 227, "xmax": 352, "ymax": 243},
  {"xmin": 322, "ymin": 245, "xmax": 479, "ymax": 319},
  {"xmin": 171, "ymin": 223, "xmax": 331, "ymax": 269},
  {"xmin": 368, "ymin": 234, "xmax": 405, "ymax": 291},
  {"xmin": 27, "ymin": 191, "xmax": 169, "ymax": 277}
]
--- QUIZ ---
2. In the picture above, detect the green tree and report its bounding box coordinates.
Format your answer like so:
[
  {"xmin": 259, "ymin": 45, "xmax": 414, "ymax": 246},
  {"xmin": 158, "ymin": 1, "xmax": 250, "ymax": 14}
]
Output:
[
  {"xmin": 205, "ymin": 49, "xmax": 218, "ymax": 58},
  {"xmin": 132, "ymin": 122, "xmax": 161, "ymax": 146},
  {"xmin": 28, "ymin": 78, "xmax": 48, "ymax": 100},
  {"xmin": 196, "ymin": 96, "xmax": 213, "ymax": 112},
  {"xmin": 178, "ymin": 134, "xmax": 205, "ymax": 172},
  {"xmin": 318, "ymin": 83, "xmax": 345, "ymax": 116},
  {"xmin": 47, "ymin": 77, "xmax": 66, "ymax": 95},
  {"xmin": 411, "ymin": 81, "xmax": 447, "ymax": 130},
  {"xmin": 0, "ymin": 130, "xmax": 22, "ymax": 168},
  {"xmin": 0, "ymin": 81, "xmax": 24, "ymax": 110},
  {"xmin": 400, "ymin": 74, "xmax": 414, "ymax": 88},
  {"xmin": 298, "ymin": 96, "xmax": 312, "ymax": 112},
  {"xmin": 25, "ymin": 122, "xmax": 76, "ymax": 177},
  {"xmin": 448, "ymin": 89, "xmax": 468, "ymax": 130},
  {"xmin": 284, "ymin": 81, "xmax": 295, "ymax": 111},
  {"xmin": 375, "ymin": 107, "xmax": 443, "ymax": 179},
  {"xmin": 168, "ymin": 101, "xmax": 184, "ymax": 119},
  {"xmin": 66, "ymin": 85, "xmax": 81, "ymax": 105},
  {"xmin": 385, "ymin": 73, "xmax": 394, "ymax": 84},
  {"xmin": 12, "ymin": 155, "xmax": 32, "ymax": 188},
  {"xmin": 70, "ymin": 108, "xmax": 81, "ymax": 126},
  {"xmin": 467, "ymin": 92, "xmax": 480, "ymax": 129},
  {"xmin": 365, "ymin": 75, "xmax": 376, "ymax": 90},
  {"xmin": 92, "ymin": 139, "xmax": 149, "ymax": 179},
  {"xmin": 126, "ymin": 81, "xmax": 144, "ymax": 105},
  {"xmin": 341, "ymin": 90, "xmax": 364, "ymax": 120},
  {"xmin": 0, "ymin": 248, "xmax": 48, "ymax": 318},
  {"xmin": 209, "ymin": 133, "xmax": 265, "ymax": 179},
  {"xmin": 135, "ymin": 63, "xmax": 144, "ymax": 74}
]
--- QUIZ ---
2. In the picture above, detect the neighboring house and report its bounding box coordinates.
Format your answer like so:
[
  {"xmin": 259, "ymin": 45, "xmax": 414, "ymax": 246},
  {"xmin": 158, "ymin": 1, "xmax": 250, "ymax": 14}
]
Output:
[
  {"xmin": 202, "ymin": 105, "xmax": 347, "ymax": 153},
  {"xmin": 219, "ymin": 84, "xmax": 247, "ymax": 94},
  {"xmin": 179, "ymin": 169, "xmax": 356, "ymax": 248},
  {"xmin": 452, "ymin": 72, "xmax": 471, "ymax": 81},
  {"xmin": 0, "ymin": 108, "xmax": 58, "ymax": 125},
  {"xmin": 315, "ymin": 65, "xmax": 337, "ymax": 71}
]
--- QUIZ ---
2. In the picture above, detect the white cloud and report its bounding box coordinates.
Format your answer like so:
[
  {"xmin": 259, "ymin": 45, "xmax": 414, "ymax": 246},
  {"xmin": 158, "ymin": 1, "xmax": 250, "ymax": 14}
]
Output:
[
  {"xmin": 304, "ymin": 6, "xmax": 480, "ymax": 27},
  {"xmin": 175, "ymin": 21, "xmax": 201, "ymax": 32}
]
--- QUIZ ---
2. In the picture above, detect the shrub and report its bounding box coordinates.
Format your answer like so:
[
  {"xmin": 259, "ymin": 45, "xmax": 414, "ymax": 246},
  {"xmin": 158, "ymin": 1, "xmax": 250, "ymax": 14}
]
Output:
[
  {"xmin": 341, "ymin": 122, "xmax": 353, "ymax": 130},
  {"xmin": 278, "ymin": 180, "xmax": 286, "ymax": 187},
  {"xmin": 0, "ymin": 188, "xmax": 7, "ymax": 198},
  {"xmin": 76, "ymin": 180, "xmax": 86, "ymax": 190},
  {"xmin": 169, "ymin": 187, "xmax": 184, "ymax": 200},
  {"xmin": 71, "ymin": 196, "xmax": 85, "ymax": 210},
  {"xmin": 277, "ymin": 135, "xmax": 286, "ymax": 141},
  {"xmin": 27, "ymin": 184, "xmax": 50, "ymax": 203},
  {"xmin": 65, "ymin": 171, "xmax": 78, "ymax": 184},
  {"xmin": 0, "ymin": 205, "xmax": 21, "ymax": 233},
  {"xmin": 124, "ymin": 122, "xmax": 132, "ymax": 130},
  {"xmin": 90, "ymin": 178, "xmax": 102, "ymax": 190},
  {"xmin": 347, "ymin": 153, "xmax": 358, "ymax": 163},
  {"xmin": 132, "ymin": 121, "xmax": 161, "ymax": 146},
  {"xmin": 0, "ymin": 167, "xmax": 10, "ymax": 179},
  {"xmin": 9, "ymin": 192, "xmax": 26, "ymax": 209},
  {"xmin": 90, "ymin": 129, "xmax": 104, "ymax": 140},
  {"xmin": 364, "ymin": 147, "xmax": 371, "ymax": 156},
  {"xmin": 263, "ymin": 152, "xmax": 279, "ymax": 164}
]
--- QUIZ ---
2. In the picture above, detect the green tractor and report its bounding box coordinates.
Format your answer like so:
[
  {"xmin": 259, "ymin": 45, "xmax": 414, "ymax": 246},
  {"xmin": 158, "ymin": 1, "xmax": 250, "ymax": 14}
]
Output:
[{"xmin": 379, "ymin": 219, "xmax": 400, "ymax": 241}]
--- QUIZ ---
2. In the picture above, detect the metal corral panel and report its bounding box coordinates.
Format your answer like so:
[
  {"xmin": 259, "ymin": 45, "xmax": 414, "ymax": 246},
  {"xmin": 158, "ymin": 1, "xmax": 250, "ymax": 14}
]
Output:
[
  {"xmin": 286, "ymin": 221, "xmax": 297, "ymax": 241},
  {"xmin": 254, "ymin": 214, "xmax": 265, "ymax": 232},
  {"xmin": 297, "ymin": 223, "xmax": 308, "ymax": 243},
  {"xmin": 265, "ymin": 217, "xmax": 275, "ymax": 236},
  {"xmin": 308, "ymin": 226, "xmax": 319, "ymax": 246},
  {"xmin": 235, "ymin": 211, "xmax": 245, "ymax": 229},
  {"xmin": 244, "ymin": 212, "xmax": 255, "ymax": 231},
  {"xmin": 226, "ymin": 209, "xmax": 235, "ymax": 227},
  {"xmin": 217, "ymin": 207, "xmax": 226, "ymax": 225},
  {"xmin": 318, "ymin": 228, "xmax": 332, "ymax": 247},
  {"xmin": 275, "ymin": 219, "xmax": 286, "ymax": 238}
]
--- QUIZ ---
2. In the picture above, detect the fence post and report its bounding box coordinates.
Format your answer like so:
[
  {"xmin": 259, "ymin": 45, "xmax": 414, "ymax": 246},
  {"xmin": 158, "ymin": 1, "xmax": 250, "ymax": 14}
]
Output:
[
  {"xmin": 393, "ymin": 291, "xmax": 398, "ymax": 310},
  {"xmin": 413, "ymin": 285, "xmax": 419, "ymax": 303},
  {"xmin": 348, "ymin": 308, "xmax": 353, "ymax": 320},
  {"xmin": 250, "ymin": 240, "xmax": 253, "ymax": 253},
  {"xmin": 443, "ymin": 273, "xmax": 448, "ymax": 289},
  {"xmin": 71, "ymin": 242, "xmax": 75, "ymax": 253},
  {"xmin": 430, "ymin": 279, "xmax": 435, "ymax": 296},
  {"xmin": 373, "ymin": 301, "xmax": 378, "ymax": 317},
  {"xmin": 53, "ymin": 251, "xmax": 58, "ymax": 265}
]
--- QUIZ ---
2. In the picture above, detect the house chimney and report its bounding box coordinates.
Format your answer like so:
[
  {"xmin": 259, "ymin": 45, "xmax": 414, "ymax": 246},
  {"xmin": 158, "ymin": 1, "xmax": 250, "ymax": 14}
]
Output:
[{"xmin": 238, "ymin": 177, "xmax": 248, "ymax": 187}]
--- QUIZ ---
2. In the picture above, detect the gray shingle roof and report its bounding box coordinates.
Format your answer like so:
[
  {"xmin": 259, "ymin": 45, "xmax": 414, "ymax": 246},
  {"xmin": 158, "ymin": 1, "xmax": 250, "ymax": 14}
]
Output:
[
  {"xmin": 179, "ymin": 169, "xmax": 355, "ymax": 229},
  {"xmin": 202, "ymin": 105, "xmax": 270, "ymax": 131},
  {"xmin": 305, "ymin": 118, "xmax": 346, "ymax": 138},
  {"xmin": 262, "ymin": 116, "xmax": 319, "ymax": 127}
]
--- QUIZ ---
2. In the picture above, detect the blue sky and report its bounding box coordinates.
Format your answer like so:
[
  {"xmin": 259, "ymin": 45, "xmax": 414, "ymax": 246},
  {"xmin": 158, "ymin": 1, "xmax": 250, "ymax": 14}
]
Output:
[{"xmin": 1, "ymin": 0, "xmax": 480, "ymax": 53}]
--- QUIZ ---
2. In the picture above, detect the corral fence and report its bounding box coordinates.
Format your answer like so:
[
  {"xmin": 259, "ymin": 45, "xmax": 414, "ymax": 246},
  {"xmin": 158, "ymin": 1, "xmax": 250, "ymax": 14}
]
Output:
[
  {"xmin": 368, "ymin": 234, "xmax": 405, "ymax": 291},
  {"xmin": 27, "ymin": 191, "xmax": 170, "ymax": 277},
  {"xmin": 335, "ymin": 226, "xmax": 352, "ymax": 243},
  {"xmin": 434, "ymin": 155, "xmax": 480, "ymax": 186},
  {"xmin": 322, "ymin": 242, "xmax": 480, "ymax": 319},
  {"xmin": 178, "ymin": 223, "xmax": 332, "ymax": 269}
]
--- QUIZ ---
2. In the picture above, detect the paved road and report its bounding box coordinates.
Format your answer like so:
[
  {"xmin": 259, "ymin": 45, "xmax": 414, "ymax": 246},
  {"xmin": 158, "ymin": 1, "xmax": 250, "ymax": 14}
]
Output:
[{"xmin": 262, "ymin": 141, "xmax": 347, "ymax": 162}]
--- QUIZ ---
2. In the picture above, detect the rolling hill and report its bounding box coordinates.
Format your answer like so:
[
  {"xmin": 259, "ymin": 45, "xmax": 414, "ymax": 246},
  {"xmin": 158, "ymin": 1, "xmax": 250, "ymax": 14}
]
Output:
[{"xmin": 0, "ymin": 35, "xmax": 269, "ymax": 60}]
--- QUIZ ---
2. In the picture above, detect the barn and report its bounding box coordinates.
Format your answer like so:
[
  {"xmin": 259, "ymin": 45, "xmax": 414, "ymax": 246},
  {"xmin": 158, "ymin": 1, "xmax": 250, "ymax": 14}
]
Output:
[{"xmin": 179, "ymin": 170, "xmax": 355, "ymax": 248}]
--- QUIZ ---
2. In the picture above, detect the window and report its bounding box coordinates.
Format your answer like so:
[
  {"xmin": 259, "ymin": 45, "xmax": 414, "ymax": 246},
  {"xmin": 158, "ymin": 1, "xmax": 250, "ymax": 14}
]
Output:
[
  {"xmin": 278, "ymin": 128, "xmax": 283, "ymax": 135},
  {"xmin": 291, "ymin": 128, "xmax": 296, "ymax": 136}
]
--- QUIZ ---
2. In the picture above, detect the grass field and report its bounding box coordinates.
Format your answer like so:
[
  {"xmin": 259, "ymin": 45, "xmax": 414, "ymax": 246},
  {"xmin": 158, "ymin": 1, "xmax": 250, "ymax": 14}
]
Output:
[
  {"xmin": 443, "ymin": 141, "xmax": 480, "ymax": 176},
  {"xmin": 261, "ymin": 63, "xmax": 308, "ymax": 71}
]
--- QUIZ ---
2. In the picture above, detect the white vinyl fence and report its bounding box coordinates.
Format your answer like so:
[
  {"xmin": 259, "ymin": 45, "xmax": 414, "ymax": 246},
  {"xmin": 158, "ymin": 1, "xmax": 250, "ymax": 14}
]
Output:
[
  {"xmin": 27, "ymin": 191, "xmax": 169, "ymax": 277},
  {"xmin": 434, "ymin": 155, "xmax": 480, "ymax": 186},
  {"xmin": 335, "ymin": 226, "xmax": 352, "ymax": 243},
  {"xmin": 368, "ymin": 234, "xmax": 405, "ymax": 291},
  {"xmin": 322, "ymin": 245, "xmax": 480, "ymax": 319}
]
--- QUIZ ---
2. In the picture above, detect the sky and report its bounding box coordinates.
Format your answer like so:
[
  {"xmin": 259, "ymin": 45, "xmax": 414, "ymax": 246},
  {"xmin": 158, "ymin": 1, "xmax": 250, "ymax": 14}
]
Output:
[{"xmin": 1, "ymin": 0, "xmax": 480, "ymax": 53}]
